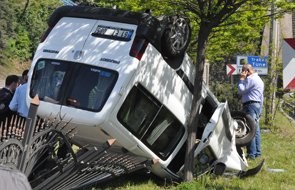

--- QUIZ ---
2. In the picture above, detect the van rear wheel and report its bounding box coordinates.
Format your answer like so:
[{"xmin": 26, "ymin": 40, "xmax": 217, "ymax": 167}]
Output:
[
  {"xmin": 231, "ymin": 111, "xmax": 257, "ymax": 147},
  {"xmin": 161, "ymin": 17, "xmax": 191, "ymax": 58}
]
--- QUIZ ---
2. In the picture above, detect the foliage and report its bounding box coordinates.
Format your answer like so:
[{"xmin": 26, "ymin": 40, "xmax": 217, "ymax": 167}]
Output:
[
  {"xmin": 0, "ymin": 0, "xmax": 62, "ymax": 66},
  {"xmin": 210, "ymin": 82, "xmax": 243, "ymax": 111},
  {"xmin": 2, "ymin": 25, "xmax": 31, "ymax": 60},
  {"xmin": 206, "ymin": 5, "xmax": 270, "ymax": 65},
  {"xmin": 281, "ymin": 92, "xmax": 295, "ymax": 120},
  {"xmin": 262, "ymin": 18, "xmax": 287, "ymax": 126},
  {"xmin": 74, "ymin": 0, "xmax": 118, "ymax": 8},
  {"xmin": 16, "ymin": 0, "xmax": 63, "ymax": 55},
  {"xmin": 118, "ymin": 0, "xmax": 177, "ymax": 16},
  {"xmin": 0, "ymin": 0, "xmax": 18, "ymax": 61}
]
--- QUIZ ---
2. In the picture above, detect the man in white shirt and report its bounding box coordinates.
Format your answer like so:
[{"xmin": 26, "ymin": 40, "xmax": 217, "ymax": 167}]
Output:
[{"xmin": 237, "ymin": 64, "xmax": 264, "ymax": 160}]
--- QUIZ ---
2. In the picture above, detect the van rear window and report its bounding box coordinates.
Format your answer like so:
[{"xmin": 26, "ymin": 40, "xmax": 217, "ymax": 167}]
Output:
[{"xmin": 30, "ymin": 59, "xmax": 118, "ymax": 112}]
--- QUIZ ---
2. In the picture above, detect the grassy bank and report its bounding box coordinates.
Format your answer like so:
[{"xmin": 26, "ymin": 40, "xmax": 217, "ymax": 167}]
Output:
[
  {"xmin": 92, "ymin": 104, "xmax": 295, "ymax": 190},
  {"xmin": 0, "ymin": 59, "xmax": 31, "ymax": 79}
]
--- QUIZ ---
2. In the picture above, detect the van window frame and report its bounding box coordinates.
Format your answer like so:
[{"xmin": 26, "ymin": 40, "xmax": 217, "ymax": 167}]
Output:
[{"xmin": 117, "ymin": 84, "xmax": 185, "ymax": 160}]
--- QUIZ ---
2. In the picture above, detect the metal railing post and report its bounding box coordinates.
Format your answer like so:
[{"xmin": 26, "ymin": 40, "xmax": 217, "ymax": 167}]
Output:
[{"xmin": 18, "ymin": 95, "xmax": 40, "ymax": 172}]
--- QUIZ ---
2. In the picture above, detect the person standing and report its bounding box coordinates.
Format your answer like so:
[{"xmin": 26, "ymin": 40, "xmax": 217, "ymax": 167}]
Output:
[
  {"xmin": 0, "ymin": 75, "xmax": 20, "ymax": 125},
  {"xmin": 9, "ymin": 70, "xmax": 29, "ymax": 119},
  {"xmin": 20, "ymin": 70, "xmax": 29, "ymax": 85},
  {"xmin": 237, "ymin": 64, "xmax": 264, "ymax": 160}
]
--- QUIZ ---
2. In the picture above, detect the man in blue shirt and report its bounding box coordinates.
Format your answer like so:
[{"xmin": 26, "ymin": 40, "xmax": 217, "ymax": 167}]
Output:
[
  {"xmin": 238, "ymin": 64, "xmax": 264, "ymax": 160},
  {"xmin": 9, "ymin": 70, "xmax": 29, "ymax": 119},
  {"xmin": 20, "ymin": 70, "xmax": 29, "ymax": 85}
]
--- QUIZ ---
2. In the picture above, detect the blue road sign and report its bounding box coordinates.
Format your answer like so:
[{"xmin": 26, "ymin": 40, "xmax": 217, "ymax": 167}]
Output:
[
  {"xmin": 236, "ymin": 55, "xmax": 268, "ymax": 75},
  {"xmin": 236, "ymin": 55, "xmax": 268, "ymax": 67}
]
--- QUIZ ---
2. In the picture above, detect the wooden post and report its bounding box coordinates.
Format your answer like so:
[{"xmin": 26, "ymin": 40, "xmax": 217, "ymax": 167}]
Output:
[{"xmin": 18, "ymin": 95, "xmax": 40, "ymax": 172}]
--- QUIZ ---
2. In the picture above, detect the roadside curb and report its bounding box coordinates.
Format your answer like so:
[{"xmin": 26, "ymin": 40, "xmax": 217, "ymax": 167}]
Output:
[{"xmin": 279, "ymin": 99, "xmax": 295, "ymax": 124}]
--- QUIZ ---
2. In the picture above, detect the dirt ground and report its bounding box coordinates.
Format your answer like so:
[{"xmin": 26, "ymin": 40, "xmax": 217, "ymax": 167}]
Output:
[
  {"xmin": 0, "ymin": 79, "xmax": 4, "ymax": 88},
  {"xmin": 0, "ymin": 59, "xmax": 31, "ymax": 88}
]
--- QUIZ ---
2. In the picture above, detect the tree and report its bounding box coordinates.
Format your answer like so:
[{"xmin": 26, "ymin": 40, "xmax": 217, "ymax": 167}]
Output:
[
  {"xmin": 160, "ymin": 0, "xmax": 294, "ymax": 182},
  {"xmin": 105, "ymin": 0, "xmax": 295, "ymax": 182},
  {"xmin": 15, "ymin": 0, "xmax": 63, "ymax": 57},
  {"xmin": 0, "ymin": 0, "xmax": 62, "ymax": 64},
  {"xmin": 264, "ymin": 15, "xmax": 285, "ymax": 126},
  {"xmin": 0, "ymin": 0, "xmax": 17, "ymax": 62}
]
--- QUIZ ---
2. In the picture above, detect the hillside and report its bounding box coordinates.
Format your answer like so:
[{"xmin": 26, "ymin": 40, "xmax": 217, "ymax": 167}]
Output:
[{"xmin": 0, "ymin": 0, "xmax": 62, "ymax": 78}]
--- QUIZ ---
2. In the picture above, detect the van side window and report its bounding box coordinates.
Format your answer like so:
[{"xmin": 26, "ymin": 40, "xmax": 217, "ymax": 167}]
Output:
[
  {"xmin": 66, "ymin": 65, "xmax": 118, "ymax": 112},
  {"xmin": 117, "ymin": 84, "xmax": 184, "ymax": 160},
  {"xmin": 30, "ymin": 60, "xmax": 69, "ymax": 103}
]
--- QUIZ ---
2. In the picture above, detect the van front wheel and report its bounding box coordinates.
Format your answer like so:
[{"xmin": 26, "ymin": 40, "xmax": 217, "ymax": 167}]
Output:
[{"xmin": 231, "ymin": 111, "xmax": 257, "ymax": 147}]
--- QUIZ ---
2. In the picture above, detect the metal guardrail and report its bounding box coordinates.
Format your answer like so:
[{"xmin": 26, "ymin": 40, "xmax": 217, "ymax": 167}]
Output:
[
  {"xmin": 282, "ymin": 101, "xmax": 295, "ymax": 120},
  {"xmin": 0, "ymin": 95, "xmax": 157, "ymax": 189}
]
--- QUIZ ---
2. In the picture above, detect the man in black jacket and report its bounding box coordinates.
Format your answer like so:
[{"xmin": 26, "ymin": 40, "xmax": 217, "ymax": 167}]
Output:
[{"xmin": 0, "ymin": 75, "xmax": 20, "ymax": 126}]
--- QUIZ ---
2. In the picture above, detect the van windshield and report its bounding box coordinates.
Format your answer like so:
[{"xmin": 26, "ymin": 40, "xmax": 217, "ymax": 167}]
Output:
[{"xmin": 30, "ymin": 59, "xmax": 118, "ymax": 112}]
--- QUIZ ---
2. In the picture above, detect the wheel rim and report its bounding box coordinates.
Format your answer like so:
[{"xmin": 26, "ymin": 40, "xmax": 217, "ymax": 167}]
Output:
[
  {"xmin": 170, "ymin": 18, "xmax": 190, "ymax": 51},
  {"xmin": 234, "ymin": 117, "xmax": 250, "ymax": 138}
]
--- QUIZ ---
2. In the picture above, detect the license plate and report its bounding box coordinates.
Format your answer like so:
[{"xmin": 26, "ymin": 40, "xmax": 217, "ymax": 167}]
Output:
[{"xmin": 92, "ymin": 25, "xmax": 134, "ymax": 41}]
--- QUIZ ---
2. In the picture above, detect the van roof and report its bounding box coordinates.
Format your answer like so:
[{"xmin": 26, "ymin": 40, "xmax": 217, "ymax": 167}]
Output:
[{"xmin": 47, "ymin": 6, "xmax": 162, "ymax": 51}]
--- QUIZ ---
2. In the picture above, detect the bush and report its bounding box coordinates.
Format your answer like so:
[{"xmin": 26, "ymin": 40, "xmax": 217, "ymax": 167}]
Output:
[{"xmin": 210, "ymin": 82, "xmax": 243, "ymax": 111}]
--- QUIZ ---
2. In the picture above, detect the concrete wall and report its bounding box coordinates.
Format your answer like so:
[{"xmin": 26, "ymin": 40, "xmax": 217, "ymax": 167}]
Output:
[{"xmin": 261, "ymin": 12, "xmax": 293, "ymax": 57}]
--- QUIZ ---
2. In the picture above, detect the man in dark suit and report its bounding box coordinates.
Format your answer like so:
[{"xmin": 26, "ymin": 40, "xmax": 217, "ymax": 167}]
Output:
[{"xmin": 0, "ymin": 75, "xmax": 20, "ymax": 126}]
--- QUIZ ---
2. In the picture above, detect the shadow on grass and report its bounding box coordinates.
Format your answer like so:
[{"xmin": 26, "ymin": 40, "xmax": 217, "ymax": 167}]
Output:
[
  {"xmin": 81, "ymin": 170, "xmax": 263, "ymax": 190},
  {"xmin": 80, "ymin": 169, "xmax": 178, "ymax": 190}
]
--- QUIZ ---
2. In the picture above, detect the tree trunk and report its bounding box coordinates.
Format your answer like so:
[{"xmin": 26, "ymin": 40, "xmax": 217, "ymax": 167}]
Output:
[
  {"xmin": 19, "ymin": 0, "xmax": 30, "ymax": 21},
  {"xmin": 183, "ymin": 25, "xmax": 210, "ymax": 182},
  {"xmin": 265, "ymin": 4, "xmax": 278, "ymax": 126},
  {"xmin": 265, "ymin": 60, "xmax": 277, "ymax": 125}
]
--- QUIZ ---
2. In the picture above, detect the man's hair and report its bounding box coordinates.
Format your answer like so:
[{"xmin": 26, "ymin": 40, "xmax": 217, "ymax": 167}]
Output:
[
  {"xmin": 22, "ymin": 70, "xmax": 29, "ymax": 77},
  {"xmin": 244, "ymin": 64, "xmax": 253, "ymax": 71},
  {"xmin": 5, "ymin": 75, "xmax": 20, "ymax": 86}
]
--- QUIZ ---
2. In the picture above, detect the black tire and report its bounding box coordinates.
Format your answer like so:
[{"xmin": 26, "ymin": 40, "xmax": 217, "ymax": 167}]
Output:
[
  {"xmin": 231, "ymin": 111, "xmax": 257, "ymax": 147},
  {"xmin": 161, "ymin": 17, "xmax": 191, "ymax": 58}
]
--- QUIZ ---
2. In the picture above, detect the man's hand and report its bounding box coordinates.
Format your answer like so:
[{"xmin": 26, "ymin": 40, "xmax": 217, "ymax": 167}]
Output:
[{"xmin": 240, "ymin": 71, "xmax": 248, "ymax": 80}]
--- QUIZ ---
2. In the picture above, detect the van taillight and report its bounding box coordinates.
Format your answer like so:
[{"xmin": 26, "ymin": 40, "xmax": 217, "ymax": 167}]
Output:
[
  {"xmin": 40, "ymin": 26, "xmax": 53, "ymax": 43},
  {"xmin": 129, "ymin": 37, "xmax": 148, "ymax": 61}
]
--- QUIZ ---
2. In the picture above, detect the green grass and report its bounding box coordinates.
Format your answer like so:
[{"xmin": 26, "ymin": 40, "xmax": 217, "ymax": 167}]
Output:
[{"xmin": 89, "ymin": 103, "xmax": 295, "ymax": 190}]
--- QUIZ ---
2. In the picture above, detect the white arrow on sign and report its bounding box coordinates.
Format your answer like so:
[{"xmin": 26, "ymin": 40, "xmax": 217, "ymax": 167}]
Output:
[{"xmin": 226, "ymin": 64, "xmax": 237, "ymax": 75}]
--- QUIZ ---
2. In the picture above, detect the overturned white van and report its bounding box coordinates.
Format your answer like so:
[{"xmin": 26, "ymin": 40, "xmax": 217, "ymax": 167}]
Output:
[{"xmin": 26, "ymin": 5, "xmax": 262, "ymax": 181}]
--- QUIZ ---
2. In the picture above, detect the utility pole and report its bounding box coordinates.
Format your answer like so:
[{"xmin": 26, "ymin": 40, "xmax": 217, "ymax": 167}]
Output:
[
  {"xmin": 265, "ymin": 1, "xmax": 273, "ymax": 125},
  {"xmin": 265, "ymin": 1, "xmax": 278, "ymax": 125}
]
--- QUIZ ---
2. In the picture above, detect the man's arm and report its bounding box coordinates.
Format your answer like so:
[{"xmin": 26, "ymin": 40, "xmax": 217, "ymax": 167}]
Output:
[
  {"xmin": 237, "ymin": 70, "xmax": 255, "ymax": 94},
  {"xmin": 9, "ymin": 89, "xmax": 19, "ymax": 111},
  {"xmin": 0, "ymin": 92, "xmax": 12, "ymax": 114}
]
